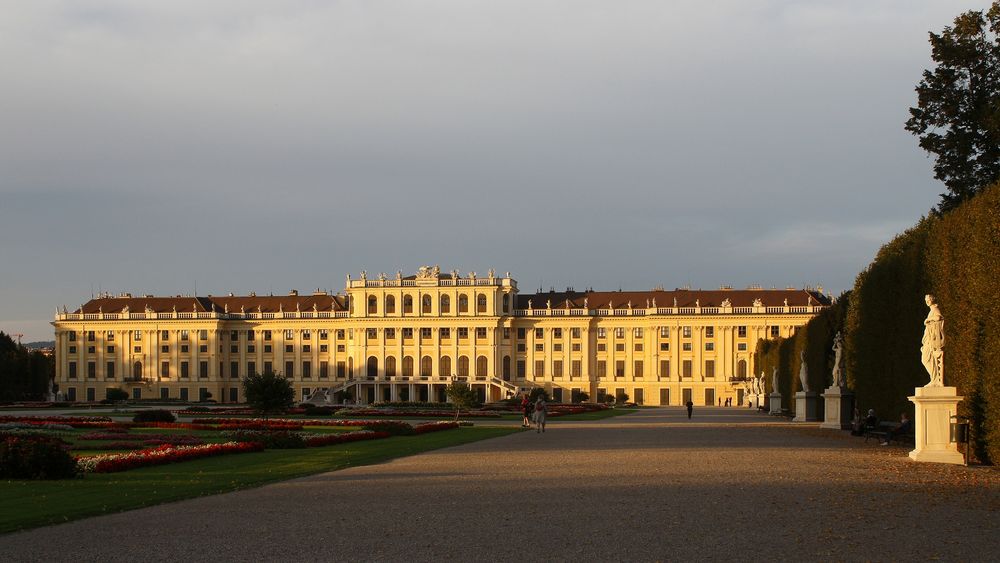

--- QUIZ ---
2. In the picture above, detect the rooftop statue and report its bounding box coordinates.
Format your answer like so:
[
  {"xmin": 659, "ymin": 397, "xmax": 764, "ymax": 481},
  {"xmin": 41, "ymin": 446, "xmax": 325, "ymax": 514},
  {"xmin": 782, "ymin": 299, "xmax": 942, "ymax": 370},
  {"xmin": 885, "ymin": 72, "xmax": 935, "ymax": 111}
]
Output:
[
  {"xmin": 721, "ymin": 298, "xmax": 731, "ymax": 307},
  {"xmin": 921, "ymin": 294, "xmax": 945, "ymax": 387},
  {"xmin": 753, "ymin": 298, "xmax": 763, "ymax": 307}
]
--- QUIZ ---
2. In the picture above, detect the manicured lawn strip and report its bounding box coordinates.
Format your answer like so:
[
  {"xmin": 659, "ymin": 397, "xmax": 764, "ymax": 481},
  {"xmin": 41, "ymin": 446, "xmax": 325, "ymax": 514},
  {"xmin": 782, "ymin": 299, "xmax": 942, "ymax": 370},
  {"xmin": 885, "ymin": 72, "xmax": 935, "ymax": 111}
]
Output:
[
  {"xmin": 554, "ymin": 408, "xmax": 638, "ymax": 421},
  {"xmin": 0, "ymin": 426, "xmax": 519, "ymax": 534}
]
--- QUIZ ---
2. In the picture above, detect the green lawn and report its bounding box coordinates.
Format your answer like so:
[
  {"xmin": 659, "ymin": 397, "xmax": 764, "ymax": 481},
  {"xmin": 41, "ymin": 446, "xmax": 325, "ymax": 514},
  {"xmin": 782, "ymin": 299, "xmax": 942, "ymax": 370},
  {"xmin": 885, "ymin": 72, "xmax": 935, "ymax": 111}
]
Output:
[
  {"xmin": 0, "ymin": 426, "xmax": 520, "ymax": 534},
  {"xmin": 553, "ymin": 408, "xmax": 639, "ymax": 421}
]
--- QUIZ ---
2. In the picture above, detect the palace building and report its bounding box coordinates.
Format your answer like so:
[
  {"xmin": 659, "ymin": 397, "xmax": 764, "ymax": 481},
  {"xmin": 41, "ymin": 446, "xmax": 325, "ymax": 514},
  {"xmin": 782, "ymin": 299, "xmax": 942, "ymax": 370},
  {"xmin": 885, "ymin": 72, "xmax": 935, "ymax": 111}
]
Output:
[{"xmin": 52, "ymin": 267, "xmax": 829, "ymax": 406}]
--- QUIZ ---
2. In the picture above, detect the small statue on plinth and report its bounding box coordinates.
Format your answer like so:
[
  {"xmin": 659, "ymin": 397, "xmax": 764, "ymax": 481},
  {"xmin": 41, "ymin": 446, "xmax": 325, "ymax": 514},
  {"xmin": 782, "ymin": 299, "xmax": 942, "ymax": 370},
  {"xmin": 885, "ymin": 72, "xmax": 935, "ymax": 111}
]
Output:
[
  {"xmin": 921, "ymin": 294, "xmax": 944, "ymax": 387},
  {"xmin": 831, "ymin": 331, "xmax": 844, "ymax": 387},
  {"xmin": 798, "ymin": 350, "xmax": 809, "ymax": 393}
]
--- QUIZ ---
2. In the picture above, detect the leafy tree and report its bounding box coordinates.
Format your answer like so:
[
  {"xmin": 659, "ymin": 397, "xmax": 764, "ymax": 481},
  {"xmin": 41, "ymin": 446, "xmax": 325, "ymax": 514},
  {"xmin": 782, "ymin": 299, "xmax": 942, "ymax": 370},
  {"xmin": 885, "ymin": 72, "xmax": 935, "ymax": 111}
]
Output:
[
  {"xmin": 445, "ymin": 382, "xmax": 478, "ymax": 421},
  {"xmin": 527, "ymin": 387, "xmax": 549, "ymax": 404},
  {"xmin": 906, "ymin": 2, "xmax": 1000, "ymax": 212},
  {"xmin": 242, "ymin": 370, "xmax": 294, "ymax": 419},
  {"xmin": 0, "ymin": 332, "xmax": 53, "ymax": 402}
]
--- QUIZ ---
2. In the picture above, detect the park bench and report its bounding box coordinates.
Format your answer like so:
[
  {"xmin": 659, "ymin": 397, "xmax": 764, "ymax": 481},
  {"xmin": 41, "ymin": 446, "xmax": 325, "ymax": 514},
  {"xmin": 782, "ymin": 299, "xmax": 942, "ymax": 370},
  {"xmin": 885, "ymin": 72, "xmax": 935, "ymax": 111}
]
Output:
[{"xmin": 865, "ymin": 421, "xmax": 914, "ymax": 445}]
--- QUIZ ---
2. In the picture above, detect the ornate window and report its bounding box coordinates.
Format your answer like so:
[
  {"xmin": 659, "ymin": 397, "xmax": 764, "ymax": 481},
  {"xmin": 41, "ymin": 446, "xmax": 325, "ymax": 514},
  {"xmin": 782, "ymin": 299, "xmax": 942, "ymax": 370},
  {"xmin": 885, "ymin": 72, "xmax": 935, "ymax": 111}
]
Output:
[
  {"xmin": 385, "ymin": 357, "xmax": 397, "ymax": 378},
  {"xmin": 403, "ymin": 295, "xmax": 413, "ymax": 314},
  {"xmin": 422, "ymin": 294, "xmax": 432, "ymax": 314},
  {"xmin": 458, "ymin": 295, "xmax": 469, "ymax": 313},
  {"xmin": 368, "ymin": 296, "xmax": 377, "ymax": 314},
  {"xmin": 440, "ymin": 356, "xmax": 452, "ymax": 377},
  {"xmin": 421, "ymin": 356, "xmax": 432, "ymax": 377},
  {"xmin": 367, "ymin": 356, "xmax": 378, "ymax": 378},
  {"xmin": 402, "ymin": 356, "xmax": 414, "ymax": 378},
  {"xmin": 477, "ymin": 294, "xmax": 487, "ymax": 313},
  {"xmin": 476, "ymin": 356, "xmax": 488, "ymax": 377},
  {"xmin": 385, "ymin": 295, "xmax": 396, "ymax": 314},
  {"xmin": 440, "ymin": 295, "xmax": 450, "ymax": 313},
  {"xmin": 458, "ymin": 356, "xmax": 469, "ymax": 377}
]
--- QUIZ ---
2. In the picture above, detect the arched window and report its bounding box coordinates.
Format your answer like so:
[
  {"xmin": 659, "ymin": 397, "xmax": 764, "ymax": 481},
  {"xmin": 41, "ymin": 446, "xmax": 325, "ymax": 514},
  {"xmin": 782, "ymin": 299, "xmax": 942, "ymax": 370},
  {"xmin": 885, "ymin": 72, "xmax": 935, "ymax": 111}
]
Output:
[
  {"xmin": 347, "ymin": 358, "xmax": 353, "ymax": 378},
  {"xmin": 502, "ymin": 294, "xmax": 510, "ymax": 312},
  {"xmin": 420, "ymin": 356, "xmax": 432, "ymax": 377},
  {"xmin": 403, "ymin": 295, "xmax": 413, "ymax": 314},
  {"xmin": 457, "ymin": 356, "xmax": 469, "ymax": 377},
  {"xmin": 133, "ymin": 361, "xmax": 143, "ymax": 379},
  {"xmin": 402, "ymin": 356, "xmax": 414, "ymax": 378},
  {"xmin": 385, "ymin": 295, "xmax": 396, "ymax": 314},
  {"xmin": 440, "ymin": 295, "xmax": 450, "ymax": 314},
  {"xmin": 737, "ymin": 359, "xmax": 747, "ymax": 379},
  {"xmin": 440, "ymin": 356, "xmax": 452, "ymax": 377},
  {"xmin": 476, "ymin": 355, "xmax": 488, "ymax": 377},
  {"xmin": 367, "ymin": 356, "xmax": 378, "ymax": 378},
  {"xmin": 458, "ymin": 294, "xmax": 469, "ymax": 313},
  {"xmin": 367, "ymin": 296, "xmax": 378, "ymax": 315},
  {"xmin": 477, "ymin": 294, "xmax": 487, "ymax": 313},
  {"xmin": 502, "ymin": 356, "xmax": 511, "ymax": 381},
  {"xmin": 422, "ymin": 294, "xmax": 432, "ymax": 314},
  {"xmin": 385, "ymin": 356, "xmax": 397, "ymax": 378}
]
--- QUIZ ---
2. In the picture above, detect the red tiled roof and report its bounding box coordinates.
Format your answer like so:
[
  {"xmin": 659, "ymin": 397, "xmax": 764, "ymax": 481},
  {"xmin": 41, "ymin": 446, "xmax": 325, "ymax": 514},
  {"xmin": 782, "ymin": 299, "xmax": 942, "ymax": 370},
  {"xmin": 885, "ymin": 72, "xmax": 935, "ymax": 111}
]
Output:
[
  {"xmin": 515, "ymin": 289, "xmax": 829, "ymax": 309},
  {"xmin": 76, "ymin": 294, "xmax": 345, "ymax": 314}
]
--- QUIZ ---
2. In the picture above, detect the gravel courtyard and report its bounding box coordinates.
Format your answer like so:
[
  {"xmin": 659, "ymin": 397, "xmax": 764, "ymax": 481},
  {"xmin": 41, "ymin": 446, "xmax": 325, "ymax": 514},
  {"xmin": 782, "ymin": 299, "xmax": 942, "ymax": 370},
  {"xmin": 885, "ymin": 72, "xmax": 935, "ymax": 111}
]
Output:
[{"xmin": 2, "ymin": 407, "xmax": 997, "ymax": 562}]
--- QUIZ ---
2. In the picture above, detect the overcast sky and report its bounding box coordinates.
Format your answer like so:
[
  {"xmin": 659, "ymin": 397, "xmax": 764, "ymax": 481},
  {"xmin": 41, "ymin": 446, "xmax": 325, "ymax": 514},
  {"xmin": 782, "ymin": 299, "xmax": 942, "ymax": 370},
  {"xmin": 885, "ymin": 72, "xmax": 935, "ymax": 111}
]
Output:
[{"xmin": 0, "ymin": 1, "xmax": 980, "ymax": 341}]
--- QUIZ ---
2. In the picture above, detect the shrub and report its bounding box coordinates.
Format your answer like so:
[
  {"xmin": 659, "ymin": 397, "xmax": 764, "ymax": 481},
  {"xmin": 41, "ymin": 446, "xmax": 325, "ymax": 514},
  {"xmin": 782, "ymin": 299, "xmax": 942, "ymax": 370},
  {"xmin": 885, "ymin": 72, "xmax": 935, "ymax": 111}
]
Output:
[
  {"xmin": 304, "ymin": 406, "xmax": 334, "ymax": 416},
  {"xmin": 222, "ymin": 430, "xmax": 306, "ymax": 449},
  {"xmin": 105, "ymin": 388, "xmax": 129, "ymax": 402},
  {"xmin": 132, "ymin": 409, "xmax": 176, "ymax": 423},
  {"xmin": 185, "ymin": 406, "xmax": 211, "ymax": 413},
  {"xmin": 362, "ymin": 421, "xmax": 414, "ymax": 436},
  {"xmin": 0, "ymin": 435, "xmax": 78, "ymax": 479}
]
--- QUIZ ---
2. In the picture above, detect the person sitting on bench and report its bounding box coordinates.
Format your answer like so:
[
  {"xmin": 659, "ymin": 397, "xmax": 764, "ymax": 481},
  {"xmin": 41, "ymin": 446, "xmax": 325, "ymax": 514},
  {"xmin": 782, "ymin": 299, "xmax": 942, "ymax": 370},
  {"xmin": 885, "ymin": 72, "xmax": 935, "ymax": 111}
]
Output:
[{"xmin": 881, "ymin": 413, "xmax": 912, "ymax": 445}]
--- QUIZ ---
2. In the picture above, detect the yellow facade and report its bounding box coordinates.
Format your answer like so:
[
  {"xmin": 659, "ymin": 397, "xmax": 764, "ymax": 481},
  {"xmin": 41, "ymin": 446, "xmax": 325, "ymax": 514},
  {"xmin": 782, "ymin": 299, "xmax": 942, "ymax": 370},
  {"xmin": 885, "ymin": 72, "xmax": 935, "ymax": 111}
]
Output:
[{"xmin": 52, "ymin": 268, "xmax": 828, "ymax": 406}]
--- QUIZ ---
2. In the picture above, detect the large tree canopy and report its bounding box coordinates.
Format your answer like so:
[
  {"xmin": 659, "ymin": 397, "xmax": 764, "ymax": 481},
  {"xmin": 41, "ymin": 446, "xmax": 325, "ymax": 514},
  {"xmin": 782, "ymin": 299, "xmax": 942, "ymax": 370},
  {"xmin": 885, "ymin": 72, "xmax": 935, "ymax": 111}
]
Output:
[{"xmin": 906, "ymin": 2, "xmax": 1000, "ymax": 212}]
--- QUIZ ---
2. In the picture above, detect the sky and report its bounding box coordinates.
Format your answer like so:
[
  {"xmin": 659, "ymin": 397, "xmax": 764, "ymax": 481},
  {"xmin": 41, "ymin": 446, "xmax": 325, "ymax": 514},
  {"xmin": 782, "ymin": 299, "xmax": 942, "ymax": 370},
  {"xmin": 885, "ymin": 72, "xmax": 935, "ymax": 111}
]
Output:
[{"xmin": 0, "ymin": 1, "xmax": 982, "ymax": 342}]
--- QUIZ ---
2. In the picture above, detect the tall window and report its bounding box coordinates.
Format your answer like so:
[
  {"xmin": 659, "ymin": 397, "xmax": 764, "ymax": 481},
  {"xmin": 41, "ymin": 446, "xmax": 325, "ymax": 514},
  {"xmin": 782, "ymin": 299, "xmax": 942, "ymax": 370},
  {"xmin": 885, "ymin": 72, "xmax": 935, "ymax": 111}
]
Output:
[
  {"xmin": 660, "ymin": 326, "xmax": 670, "ymax": 338},
  {"xmin": 477, "ymin": 294, "xmax": 487, "ymax": 313},
  {"xmin": 614, "ymin": 327, "xmax": 625, "ymax": 338},
  {"xmin": 403, "ymin": 295, "xmax": 413, "ymax": 314},
  {"xmin": 502, "ymin": 294, "xmax": 510, "ymax": 312},
  {"xmin": 615, "ymin": 360, "xmax": 625, "ymax": 377},
  {"xmin": 422, "ymin": 295, "xmax": 432, "ymax": 314},
  {"xmin": 458, "ymin": 356, "xmax": 469, "ymax": 377},
  {"xmin": 403, "ymin": 356, "xmax": 414, "ymax": 378},
  {"xmin": 420, "ymin": 356, "xmax": 432, "ymax": 377},
  {"xmin": 440, "ymin": 295, "xmax": 450, "ymax": 313},
  {"xmin": 738, "ymin": 326, "xmax": 747, "ymax": 338},
  {"xmin": 367, "ymin": 356, "xmax": 378, "ymax": 378},
  {"xmin": 367, "ymin": 296, "xmax": 377, "ymax": 314},
  {"xmin": 660, "ymin": 359, "xmax": 670, "ymax": 378},
  {"xmin": 534, "ymin": 360, "xmax": 544, "ymax": 378},
  {"xmin": 458, "ymin": 295, "xmax": 469, "ymax": 313},
  {"xmin": 385, "ymin": 357, "xmax": 396, "ymax": 378},
  {"xmin": 133, "ymin": 361, "xmax": 143, "ymax": 379},
  {"xmin": 502, "ymin": 356, "xmax": 511, "ymax": 380},
  {"xmin": 737, "ymin": 359, "xmax": 747, "ymax": 378},
  {"xmin": 439, "ymin": 356, "xmax": 452, "ymax": 377},
  {"xmin": 705, "ymin": 360, "xmax": 715, "ymax": 378},
  {"xmin": 385, "ymin": 295, "xmax": 395, "ymax": 314},
  {"xmin": 705, "ymin": 326, "xmax": 714, "ymax": 338},
  {"xmin": 683, "ymin": 360, "xmax": 693, "ymax": 378},
  {"xmin": 475, "ymin": 355, "xmax": 487, "ymax": 377},
  {"xmin": 634, "ymin": 360, "xmax": 643, "ymax": 378}
]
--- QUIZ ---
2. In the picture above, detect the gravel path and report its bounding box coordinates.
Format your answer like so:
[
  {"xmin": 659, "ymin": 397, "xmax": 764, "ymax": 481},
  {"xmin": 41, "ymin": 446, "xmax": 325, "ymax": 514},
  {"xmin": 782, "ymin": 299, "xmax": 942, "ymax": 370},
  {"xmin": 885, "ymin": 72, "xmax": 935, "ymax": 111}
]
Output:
[{"xmin": 2, "ymin": 407, "xmax": 998, "ymax": 562}]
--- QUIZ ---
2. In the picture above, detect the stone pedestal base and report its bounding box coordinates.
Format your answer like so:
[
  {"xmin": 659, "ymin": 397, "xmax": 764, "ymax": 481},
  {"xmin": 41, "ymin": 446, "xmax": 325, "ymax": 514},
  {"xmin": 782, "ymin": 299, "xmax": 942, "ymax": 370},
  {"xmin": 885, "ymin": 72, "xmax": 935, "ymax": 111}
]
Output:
[
  {"xmin": 908, "ymin": 386, "xmax": 964, "ymax": 465},
  {"xmin": 820, "ymin": 385, "xmax": 853, "ymax": 430},
  {"xmin": 793, "ymin": 392, "xmax": 820, "ymax": 422},
  {"xmin": 769, "ymin": 393, "xmax": 783, "ymax": 415}
]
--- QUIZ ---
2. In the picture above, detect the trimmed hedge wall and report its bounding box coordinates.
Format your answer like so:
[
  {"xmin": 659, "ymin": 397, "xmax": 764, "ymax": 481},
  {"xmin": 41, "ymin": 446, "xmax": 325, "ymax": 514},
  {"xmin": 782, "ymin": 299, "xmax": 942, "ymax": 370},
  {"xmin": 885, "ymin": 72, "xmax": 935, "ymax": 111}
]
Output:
[
  {"xmin": 755, "ymin": 295, "xmax": 850, "ymax": 414},
  {"xmin": 758, "ymin": 183, "xmax": 998, "ymax": 462}
]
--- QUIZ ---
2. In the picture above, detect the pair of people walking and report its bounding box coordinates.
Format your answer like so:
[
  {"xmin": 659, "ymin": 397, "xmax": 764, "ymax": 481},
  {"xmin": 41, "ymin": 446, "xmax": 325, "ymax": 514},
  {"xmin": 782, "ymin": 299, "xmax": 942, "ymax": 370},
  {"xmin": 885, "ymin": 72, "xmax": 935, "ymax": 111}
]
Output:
[{"xmin": 520, "ymin": 393, "xmax": 547, "ymax": 433}]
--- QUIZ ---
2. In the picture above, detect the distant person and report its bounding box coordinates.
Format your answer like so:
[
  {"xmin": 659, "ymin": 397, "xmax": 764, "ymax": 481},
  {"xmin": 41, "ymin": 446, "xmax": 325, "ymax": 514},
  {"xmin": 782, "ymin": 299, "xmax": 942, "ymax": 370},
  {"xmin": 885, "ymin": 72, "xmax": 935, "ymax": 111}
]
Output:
[
  {"xmin": 686, "ymin": 400, "xmax": 694, "ymax": 419},
  {"xmin": 864, "ymin": 409, "xmax": 878, "ymax": 432},
  {"xmin": 882, "ymin": 413, "xmax": 912, "ymax": 446},
  {"xmin": 520, "ymin": 394, "xmax": 531, "ymax": 428},
  {"xmin": 534, "ymin": 397, "xmax": 548, "ymax": 433},
  {"xmin": 850, "ymin": 407, "xmax": 864, "ymax": 436}
]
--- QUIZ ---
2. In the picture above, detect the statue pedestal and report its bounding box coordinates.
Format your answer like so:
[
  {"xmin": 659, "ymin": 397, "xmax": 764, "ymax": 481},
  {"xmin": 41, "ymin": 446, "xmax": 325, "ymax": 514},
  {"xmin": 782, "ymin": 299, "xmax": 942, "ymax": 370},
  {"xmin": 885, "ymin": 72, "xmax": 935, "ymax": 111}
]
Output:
[
  {"xmin": 908, "ymin": 386, "xmax": 964, "ymax": 465},
  {"xmin": 793, "ymin": 392, "xmax": 820, "ymax": 422},
  {"xmin": 820, "ymin": 385, "xmax": 853, "ymax": 430},
  {"xmin": 768, "ymin": 392, "xmax": 783, "ymax": 415}
]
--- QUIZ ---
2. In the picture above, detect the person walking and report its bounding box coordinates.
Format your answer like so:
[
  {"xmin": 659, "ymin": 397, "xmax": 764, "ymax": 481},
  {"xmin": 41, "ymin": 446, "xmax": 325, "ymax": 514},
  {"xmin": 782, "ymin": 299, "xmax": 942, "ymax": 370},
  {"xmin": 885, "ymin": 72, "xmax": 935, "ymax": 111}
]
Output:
[
  {"xmin": 686, "ymin": 400, "xmax": 694, "ymax": 419},
  {"xmin": 520, "ymin": 393, "xmax": 531, "ymax": 428},
  {"xmin": 534, "ymin": 396, "xmax": 548, "ymax": 433}
]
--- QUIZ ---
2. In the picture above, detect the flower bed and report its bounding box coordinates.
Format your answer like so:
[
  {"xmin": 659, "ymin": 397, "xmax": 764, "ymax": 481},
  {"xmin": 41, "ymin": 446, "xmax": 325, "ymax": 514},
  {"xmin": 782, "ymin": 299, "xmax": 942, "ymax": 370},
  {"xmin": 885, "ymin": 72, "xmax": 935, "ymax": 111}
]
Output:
[
  {"xmin": 0, "ymin": 415, "xmax": 112, "ymax": 424},
  {"xmin": 76, "ymin": 441, "xmax": 264, "ymax": 473},
  {"xmin": 335, "ymin": 409, "xmax": 502, "ymax": 418},
  {"xmin": 302, "ymin": 430, "xmax": 390, "ymax": 447},
  {"xmin": 412, "ymin": 421, "xmax": 460, "ymax": 434}
]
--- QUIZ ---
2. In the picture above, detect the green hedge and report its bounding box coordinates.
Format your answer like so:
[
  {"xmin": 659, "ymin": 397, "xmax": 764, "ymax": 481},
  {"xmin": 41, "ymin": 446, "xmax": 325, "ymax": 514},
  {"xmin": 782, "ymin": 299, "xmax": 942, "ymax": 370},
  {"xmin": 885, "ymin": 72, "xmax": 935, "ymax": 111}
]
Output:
[
  {"xmin": 763, "ymin": 183, "xmax": 1000, "ymax": 463},
  {"xmin": 755, "ymin": 295, "xmax": 850, "ymax": 414}
]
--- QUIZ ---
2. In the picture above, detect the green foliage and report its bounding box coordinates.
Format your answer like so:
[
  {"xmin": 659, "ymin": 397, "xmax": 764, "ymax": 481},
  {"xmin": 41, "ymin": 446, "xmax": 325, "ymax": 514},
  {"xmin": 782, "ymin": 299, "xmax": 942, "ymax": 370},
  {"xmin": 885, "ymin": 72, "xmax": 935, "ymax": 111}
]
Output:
[
  {"xmin": 361, "ymin": 421, "xmax": 414, "ymax": 436},
  {"xmin": 0, "ymin": 332, "xmax": 54, "ymax": 402},
  {"xmin": 132, "ymin": 409, "xmax": 176, "ymax": 423},
  {"xmin": 304, "ymin": 406, "xmax": 334, "ymax": 416},
  {"xmin": 105, "ymin": 388, "xmax": 129, "ymax": 402},
  {"xmin": 242, "ymin": 371, "xmax": 295, "ymax": 419},
  {"xmin": 527, "ymin": 387, "xmax": 550, "ymax": 403},
  {"xmin": 905, "ymin": 2, "xmax": 1000, "ymax": 211},
  {"xmin": 222, "ymin": 430, "xmax": 305, "ymax": 449},
  {"xmin": 445, "ymin": 382, "xmax": 479, "ymax": 420},
  {"xmin": 825, "ymin": 182, "xmax": 1000, "ymax": 463},
  {"xmin": 0, "ymin": 435, "xmax": 79, "ymax": 480}
]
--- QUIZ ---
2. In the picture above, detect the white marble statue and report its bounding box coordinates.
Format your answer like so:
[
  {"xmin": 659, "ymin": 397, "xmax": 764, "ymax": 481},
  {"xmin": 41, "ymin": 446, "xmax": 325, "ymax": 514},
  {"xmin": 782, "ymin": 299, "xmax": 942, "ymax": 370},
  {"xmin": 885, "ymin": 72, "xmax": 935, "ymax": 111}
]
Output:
[
  {"xmin": 921, "ymin": 294, "xmax": 944, "ymax": 387},
  {"xmin": 831, "ymin": 331, "xmax": 844, "ymax": 387},
  {"xmin": 798, "ymin": 349, "xmax": 809, "ymax": 392},
  {"xmin": 771, "ymin": 366, "xmax": 778, "ymax": 394}
]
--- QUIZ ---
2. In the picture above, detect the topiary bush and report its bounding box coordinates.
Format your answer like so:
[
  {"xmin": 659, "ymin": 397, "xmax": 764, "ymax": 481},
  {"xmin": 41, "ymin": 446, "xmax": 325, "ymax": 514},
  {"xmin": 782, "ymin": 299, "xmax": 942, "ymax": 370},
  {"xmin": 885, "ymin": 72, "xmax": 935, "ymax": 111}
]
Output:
[
  {"xmin": 0, "ymin": 435, "xmax": 79, "ymax": 479},
  {"xmin": 222, "ymin": 430, "xmax": 305, "ymax": 449},
  {"xmin": 362, "ymin": 421, "xmax": 414, "ymax": 436},
  {"xmin": 132, "ymin": 409, "xmax": 176, "ymax": 423}
]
